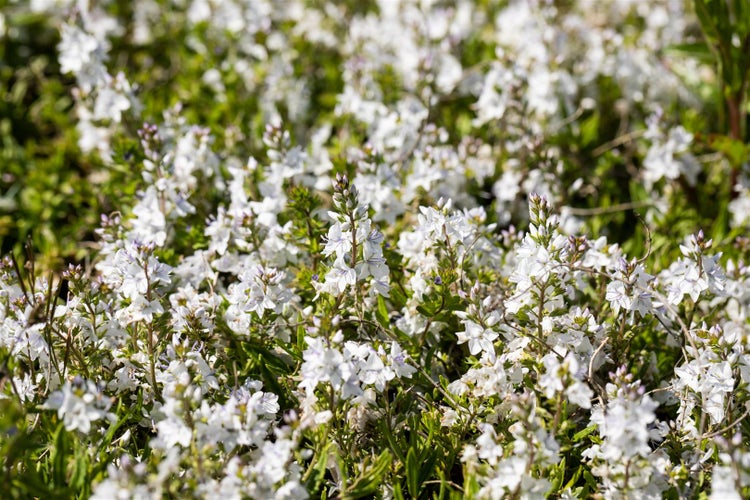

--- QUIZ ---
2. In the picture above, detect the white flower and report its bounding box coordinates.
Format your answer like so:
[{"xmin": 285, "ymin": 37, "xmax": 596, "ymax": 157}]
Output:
[
  {"xmin": 57, "ymin": 23, "xmax": 109, "ymax": 93},
  {"xmin": 154, "ymin": 400, "xmax": 193, "ymax": 449},
  {"xmin": 369, "ymin": 262, "xmax": 391, "ymax": 297},
  {"xmin": 130, "ymin": 188, "xmax": 168, "ymax": 246},
  {"xmin": 248, "ymin": 438, "xmax": 296, "ymax": 486},
  {"xmin": 588, "ymin": 372, "xmax": 661, "ymax": 464},
  {"xmin": 473, "ymin": 63, "xmax": 514, "ymax": 127},
  {"xmin": 42, "ymin": 378, "xmax": 114, "ymax": 434},
  {"xmin": 350, "ymin": 343, "xmax": 393, "ymax": 392},
  {"xmin": 114, "ymin": 295, "xmax": 164, "ymax": 325},
  {"xmin": 387, "ymin": 342, "xmax": 417, "ymax": 378},
  {"xmin": 299, "ymin": 336, "xmax": 346, "ymax": 394},
  {"xmin": 362, "ymin": 225, "xmax": 385, "ymax": 260},
  {"xmin": 475, "ymin": 424, "xmax": 505, "ymax": 466},
  {"xmin": 605, "ymin": 260, "xmax": 653, "ymax": 316},
  {"xmin": 456, "ymin": 319, "xmax": 498, "ymax": 357},
  {"xmin": 317, "ymin": 257, "xmax": 357, "ymax": 296},
  {"xmin": 58, "ymin": 24, "xmax": 101, "ymax": 76},
  {"xmin": 93, "ymin": 86, "xmax": 131, "ymax": 123},
  {"xmin": 9, "ymin": 373, "xmax": 37, "ymax": 403},
  {"xmin": 643, "ymin": 123, "xmax": 700, "ymax": 188},
  {"xmin": 225, "ymin": 266, "xmax": 292, "ymax": 332},
  {"xmin": 710, "ymin": 465, "xmax": 743, "ymax": 500},
  {"xmin": 566, "ymin": 380, "xmax": 594, "ymax": 409},
  {"xmin": 322, "ymin": 222, "xmax": 350, "ymax": 259},
  {"xmin": 540, "ymin": 352, "xmax": 593, "ymax": 409},
  {"xmin": 605, "ymin": 280, "xmax": 631, "ymax": 313},
  {"xmin": 664, "ymin": 259, "xmax": 705, "ymax": 305}
]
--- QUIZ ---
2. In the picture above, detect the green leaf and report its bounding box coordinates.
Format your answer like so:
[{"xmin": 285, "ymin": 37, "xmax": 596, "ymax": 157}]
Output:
[
  {"xmin": 580, "ymin": 112, "xmax": 600, "ymax": 147},
  {"xmin": 572, "ymin": 424, "xmax": 597, "ymax": 442},
  {"xmin": 706, "ymin": 134, "xmax": 750, "ymax": 168},
  {"xmin": 390, "ymin": 286, "xmax": 408, "ymax": 310},
  {"xmin": 393, "ymin": 482, "xmax": 406, "ymax": 500},
  {"xmin": 418, "ymin": 451, "xmax": 438, "ymax": 490},
  {"xmin": 69, "ymin": 447, "xmax": 90, "ymax": 493},
  {"xmin": 378, "ymin": 417, "xmax": 406, "ymax": 463},
  {"xmin": 297, "ymin": 324, "xmax": 306, "ymax": 356},
  {"xmin": 347, "ymin": 450, "xmax": 392, "ymax": 498},
  {"xmin": 51, "ymin": 423, "xmax": 68, "ymax": 488},
  {"xmin": 310, "ymin": 442, "xmax": 333, "ymax": 495},
  {"xmin": 665, "ymin": 41, "xmax": 713, "ymax": 61},
  {"xmin": 11, "ymin": 466, "xmax": 57, "ymax": 499},
  {"xmin": 406, "ymin": 447, "xmax": 420, "ymax": 498},
  {"xmin": 583, "ymin": 469, "xmax": 598, "ymax": 489},
  {"xmin": 564, "ymin": 465, "xmax": 585, "ymax": 491},
  {"xmin": 549, "ymin": 456, "xmax": 566, "ymax": 494},
  {"xmin": 376, "ymin": 295, "xmax": 390, "ymax": 328},
  {"xmin": 694, "ymin": 0, "xmax": 719, "ymax": 42},
  {"xmin": 257, "ymin": 355, "xmax": 293, "ymax": 409},
  {"xmin": 96, "ymin": 401, "xmax": 134, "ymax": 456},
  {"xmin": 416, "ymin": 305, "xmax": 433, "ymax": 317}
]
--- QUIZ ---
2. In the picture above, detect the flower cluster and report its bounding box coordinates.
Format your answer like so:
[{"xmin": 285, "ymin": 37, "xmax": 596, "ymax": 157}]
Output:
[
  {"xmin": 4, "ymin": 0, "xmax": 750, "ymax": 498},
  {"xmin": 317, "ymin": 173, "xmax": 390, "ymax": 299},
  {"xmin": 57, "ymin": 6, "xmax": 139, "ymax": 160}
]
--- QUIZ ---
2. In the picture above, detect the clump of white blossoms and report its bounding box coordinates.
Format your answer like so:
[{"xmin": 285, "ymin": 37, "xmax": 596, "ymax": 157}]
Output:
[
  {"xmin": 642, "ymin": 110, "xmax": 701, "ymax": 190},
  {"xmin": 225, "ymin": 265, "xmax": 294, "ymax": 335},
  {"xmin": 298, "ymin": 335, "xmax": 415, "ymax": 412},
  {"xmin": 661, "ymin": 230, "xmax": 726, "ymax": 306},
  {"xmin": 316, "ymin": 173, "xmax": 390, "ymax": 299},
  {"xmin": 505, "ymin": 193, "xmax": 573, "ymax": 316},
  {"xmin": 462, "ymin": 393, "xmax": 560, "ymax": 499},
  {"xmin": 96, "ymin": 242, "xmax": 172, "ymax": 326},
  {"xmin": 605, "ymin": 257, "xmax": 655, "ymax": 319},
  {"xmin": 57, "ymin": 10, "xmax": 139, "ymax": 161},
  {"xmin": 584, "ymin": 368, "xmax": 670, "ymax": 498},
  {"xmin": 42, "ymin": 377, "xmax": 115, "ymax": 434}
]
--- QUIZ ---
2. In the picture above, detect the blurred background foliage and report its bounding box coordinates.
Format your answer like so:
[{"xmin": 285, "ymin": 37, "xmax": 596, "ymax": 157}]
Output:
[
  {"xmin": 1, "ymin": 0, "xmax": 353, "ymax": 270},
  {"xmin": 1, "ymin": 5, "xmax": 133, "ymax": 269},
  {"xmin": 1, "ymin": 0, "xmax": 749, "ymax": 273}
]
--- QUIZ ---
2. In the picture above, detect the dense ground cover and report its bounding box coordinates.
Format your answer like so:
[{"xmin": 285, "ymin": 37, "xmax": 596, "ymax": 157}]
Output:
[{"xmin": 3, "ymin": 0, "xmax": 750, "ymax": 497}]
